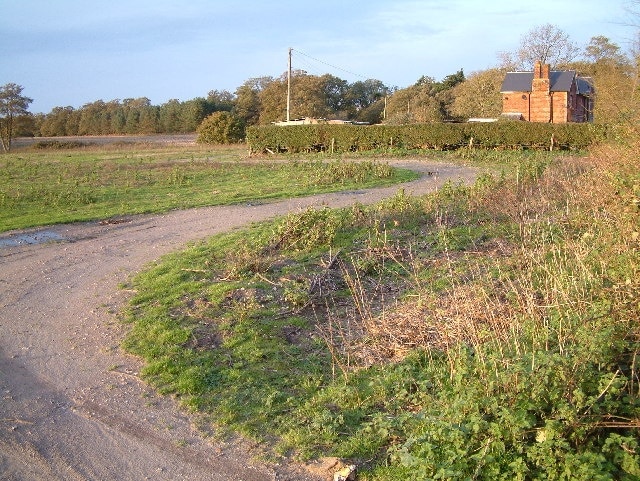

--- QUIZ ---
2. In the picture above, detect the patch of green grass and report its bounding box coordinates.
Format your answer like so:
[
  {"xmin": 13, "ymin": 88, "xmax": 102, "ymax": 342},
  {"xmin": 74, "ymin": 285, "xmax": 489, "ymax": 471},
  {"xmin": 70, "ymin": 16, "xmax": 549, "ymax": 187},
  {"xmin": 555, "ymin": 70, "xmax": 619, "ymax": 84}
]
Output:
[
  {"xmin": 123, "ymin": 174, "xmax": 505, "ymax": 441},
  {"xmin": 0, "ymin": 144, "xmax": 417, "ymax": 232},
  {"xmin": 123, "ymin": 147, "xmax": 639, "ymax": 479}
]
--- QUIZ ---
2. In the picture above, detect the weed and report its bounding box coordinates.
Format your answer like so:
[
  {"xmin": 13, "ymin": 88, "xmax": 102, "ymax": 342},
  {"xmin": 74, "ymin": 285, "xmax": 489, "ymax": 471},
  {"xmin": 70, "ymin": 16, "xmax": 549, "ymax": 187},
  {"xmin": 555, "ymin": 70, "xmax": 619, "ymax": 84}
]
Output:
[{"xmin": 271, "ymin": 207, "xmax": 344, "ymax": 252}]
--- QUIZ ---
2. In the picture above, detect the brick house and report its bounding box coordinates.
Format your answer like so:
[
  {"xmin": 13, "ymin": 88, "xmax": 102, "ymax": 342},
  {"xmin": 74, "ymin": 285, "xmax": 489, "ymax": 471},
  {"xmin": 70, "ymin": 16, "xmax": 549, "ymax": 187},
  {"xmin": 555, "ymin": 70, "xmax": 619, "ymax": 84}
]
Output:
[{"xmin": 500, "ymin": 61, "xmax": 594, "ymax": 123}]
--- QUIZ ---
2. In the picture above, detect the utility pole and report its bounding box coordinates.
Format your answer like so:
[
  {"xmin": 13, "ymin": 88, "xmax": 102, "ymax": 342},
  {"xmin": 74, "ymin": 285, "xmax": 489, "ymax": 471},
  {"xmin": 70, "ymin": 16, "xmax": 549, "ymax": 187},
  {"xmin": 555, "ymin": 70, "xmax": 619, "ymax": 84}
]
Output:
[{"xmin": 287, "ymin": 47, "xmax": 292, "ymax": 122}]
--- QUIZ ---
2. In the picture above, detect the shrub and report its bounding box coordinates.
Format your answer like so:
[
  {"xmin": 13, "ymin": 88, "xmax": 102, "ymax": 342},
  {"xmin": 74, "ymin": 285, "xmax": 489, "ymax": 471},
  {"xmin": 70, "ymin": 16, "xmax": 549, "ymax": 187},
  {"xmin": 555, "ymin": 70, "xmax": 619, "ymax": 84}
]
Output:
[{"xmin": 196, "ymin": 111, "xmax": 245, "ymax": 144}]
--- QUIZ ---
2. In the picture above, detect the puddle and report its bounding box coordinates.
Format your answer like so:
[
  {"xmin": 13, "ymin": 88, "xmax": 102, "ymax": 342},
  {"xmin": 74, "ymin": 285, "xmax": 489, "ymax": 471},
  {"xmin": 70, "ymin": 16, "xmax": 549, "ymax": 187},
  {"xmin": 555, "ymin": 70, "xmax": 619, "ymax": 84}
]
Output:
[{"xmin": 0, "ymin": 230, "xmax": 65, "ymax": 248}]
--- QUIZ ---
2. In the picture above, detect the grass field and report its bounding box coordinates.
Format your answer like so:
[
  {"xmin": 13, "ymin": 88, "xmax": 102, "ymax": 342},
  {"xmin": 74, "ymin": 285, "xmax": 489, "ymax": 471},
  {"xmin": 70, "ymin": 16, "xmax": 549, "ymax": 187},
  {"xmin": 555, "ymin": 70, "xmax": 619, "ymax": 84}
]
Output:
[
  {"xmin": 122, "ymin": 145, "xmax": 640, "ymax": 479},
  {"xmin": 6, "ymin": 137, "xmax": 638, "ymax": 478},
  {"xmin": 0, "ymin": 143, "xmax": 418, "ymax": 232}
]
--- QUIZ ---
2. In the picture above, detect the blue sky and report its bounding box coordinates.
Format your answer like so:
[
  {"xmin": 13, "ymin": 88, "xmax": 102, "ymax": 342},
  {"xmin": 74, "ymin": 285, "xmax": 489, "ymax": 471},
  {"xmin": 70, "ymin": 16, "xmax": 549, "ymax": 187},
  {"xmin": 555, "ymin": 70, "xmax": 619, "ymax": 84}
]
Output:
[{"xmin": 1, "ymin": 0, "xmax": 634, "ymax": 113}]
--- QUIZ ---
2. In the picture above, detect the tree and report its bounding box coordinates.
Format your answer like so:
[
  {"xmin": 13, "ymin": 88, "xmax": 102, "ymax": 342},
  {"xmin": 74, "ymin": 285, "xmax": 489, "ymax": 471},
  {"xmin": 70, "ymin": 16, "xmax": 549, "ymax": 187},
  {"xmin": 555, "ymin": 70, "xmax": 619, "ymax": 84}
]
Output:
[
  {"xmin": 258, "ymin": 72, "xmax": 306, "ymax": 124},
  {"xmin": 39, "ymin": 106, "xmax": 78, "ymax": 136},
  {"xmin": 207, "ymin": 89, "xmax": 235, "ymax": 112},
  {"xmin": 181, "ymin": 97, "xmax": 209, "ymax": 132},
  {"xmin": 344, "ymin": 79, "xmax": 390, "ymax": 122},
  {"xmin": 450, "ymin": 68, "xmax": 504, "ymax": 120},
  {"xmin": 585, "ymin": 35, "xmax": 627, "ymax": 65},
  {"xmin": 77, "ymin": 100, "xmax": 108, "ymax": 135},
  {"xmin": 435, "ymin": 69, "xmax": 466, "ymax": 93},
  {"xmin": 355, "ymin": 99, "xmax": 386, "ymax": 124},
  {"xmin": 0, "ymin": 83, "xmax": 33, "ymax": 152},
  {"xmin": 290, "ymin": 73, "xmax": 342, "ymax": 119},
  {"xmin": 498, "ymin": 23, "xmax": 580, "ymax": 70},
  {"xmin": 159, "ymin": 99, "xmax": 183, "ymax": 133},
  {"xmin": 384, "ymin": 85, "xmax": 443, "ymax": 124},
  {"xmin": 580, "ymin": 36, "xmax": 636, "ymax": 124},
  {"xmin": 196, "ymin": 111, "xmax": 245, "ymax": 144},
  {"xmin": 137, "ymin": 104, "xmax": 159, "ymax": 134},
  {"xmin": 108, "ymin": 101, "xmax": 127, "ymax": 134},
  {"xmin": 319, "ymin": 74, "xmax": 349, "ymax": 115},
  {"xmin": 234, "ymin": 83, "xmax": 262, "ymax": 126},
  {"xmin": 384, "ymin": 70, "xmax": 465, "ymax": 124},
  {"xmin": 234, "ymin": 77, "xmax": 273, "ymax": 126},
  {"xmin": 257, "ymin": 71, "xmax": 332, "ymax": 124},
  {"xmin": 257, "ymin": 71, "xmax": 366, "ymax": 124}
]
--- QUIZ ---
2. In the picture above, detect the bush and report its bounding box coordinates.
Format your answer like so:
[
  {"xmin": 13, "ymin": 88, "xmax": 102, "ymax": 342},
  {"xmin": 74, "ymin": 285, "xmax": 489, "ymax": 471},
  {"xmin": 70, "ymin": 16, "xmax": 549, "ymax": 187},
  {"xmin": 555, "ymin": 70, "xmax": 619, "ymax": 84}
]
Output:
[
  {"xmin": 31, "ymin": 140, "xmax": 87, "ymax": 149},
  {"xmin": 196, "ymin": 111, "xmax": 245, "ymax": 144},
  {"xmin": 246, "ymin": 122, "xmax": 606, "ymax": 153}
]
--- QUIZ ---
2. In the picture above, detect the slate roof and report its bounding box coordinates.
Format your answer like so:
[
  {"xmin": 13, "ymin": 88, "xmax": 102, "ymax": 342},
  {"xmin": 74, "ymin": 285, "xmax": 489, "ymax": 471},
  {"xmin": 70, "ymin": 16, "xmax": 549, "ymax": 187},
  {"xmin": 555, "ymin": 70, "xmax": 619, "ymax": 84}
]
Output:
[
  {"xmin": 576, "ymin": 77, "xmax": 594, "ymax": 95},
  {"xmin": 500, "ymin": 70, "xmax": 593, "ymax": 94}
]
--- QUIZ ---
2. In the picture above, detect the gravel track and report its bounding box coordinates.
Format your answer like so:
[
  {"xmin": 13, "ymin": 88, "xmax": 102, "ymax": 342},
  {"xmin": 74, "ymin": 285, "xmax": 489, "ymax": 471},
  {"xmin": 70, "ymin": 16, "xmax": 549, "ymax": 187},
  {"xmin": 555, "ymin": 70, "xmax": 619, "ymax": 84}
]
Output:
[{"xmin": 0, "ymin": 160, "xmax": 477, "ymax": 481}]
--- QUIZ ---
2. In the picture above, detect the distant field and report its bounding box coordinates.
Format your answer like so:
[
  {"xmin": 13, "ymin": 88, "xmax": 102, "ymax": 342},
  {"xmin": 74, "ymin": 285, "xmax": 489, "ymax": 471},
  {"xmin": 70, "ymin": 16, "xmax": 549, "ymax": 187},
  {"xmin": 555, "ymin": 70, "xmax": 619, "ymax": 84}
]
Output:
[
  {"xmin": 12, "ymin": 133, "xmax": 198, "ymax": 149},
  {"xmin": 0, "ymin": 141, "xmax": 418, "ymax": 232}
]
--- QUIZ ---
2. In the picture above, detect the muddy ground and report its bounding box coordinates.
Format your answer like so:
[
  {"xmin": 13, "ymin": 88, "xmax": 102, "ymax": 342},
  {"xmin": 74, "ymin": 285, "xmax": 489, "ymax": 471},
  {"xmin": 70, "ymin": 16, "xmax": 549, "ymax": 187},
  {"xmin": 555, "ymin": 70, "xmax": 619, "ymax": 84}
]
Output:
[{"xmin": 0, "ymin": 153, "xmax": 477, "ymax": 480}]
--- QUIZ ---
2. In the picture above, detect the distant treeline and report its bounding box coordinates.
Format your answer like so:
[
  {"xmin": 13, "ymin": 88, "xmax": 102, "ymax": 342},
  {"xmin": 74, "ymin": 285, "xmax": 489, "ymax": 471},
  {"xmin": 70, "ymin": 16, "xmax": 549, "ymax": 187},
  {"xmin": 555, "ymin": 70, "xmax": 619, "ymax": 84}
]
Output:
[
  {"xmin": 29, "ymin": 95, "xmax": 233, "ymax": 137},
  {"xmin": 19, "ymin": 73, "xmax": 470, "ymax": 137},
  {"xmin": 23, "ymin": 75, "xmax": 395, "ymax": 137}
]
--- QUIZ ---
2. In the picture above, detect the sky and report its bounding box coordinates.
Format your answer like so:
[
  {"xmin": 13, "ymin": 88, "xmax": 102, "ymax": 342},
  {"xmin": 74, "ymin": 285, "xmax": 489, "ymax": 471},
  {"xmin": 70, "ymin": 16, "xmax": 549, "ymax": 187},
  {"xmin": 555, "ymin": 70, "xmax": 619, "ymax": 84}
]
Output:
[{"xmin": 1, "ymin": 0, "xmax": 636, "ymax": 114}]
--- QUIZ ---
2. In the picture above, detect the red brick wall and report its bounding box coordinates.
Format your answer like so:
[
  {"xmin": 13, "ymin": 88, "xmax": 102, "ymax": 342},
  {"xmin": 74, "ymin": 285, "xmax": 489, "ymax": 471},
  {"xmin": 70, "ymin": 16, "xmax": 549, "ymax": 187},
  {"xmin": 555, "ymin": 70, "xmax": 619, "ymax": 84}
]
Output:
[
  {"xmin": 502, "ymin": 93, "xmax": 530, "ymax": 120},
  {"xmin": 530, "ymin": 90, "xmax": 551, "ymax": 122},
  {"xmin": 552, "ymin": 92, "xmax": 569, "ymax": 123}
]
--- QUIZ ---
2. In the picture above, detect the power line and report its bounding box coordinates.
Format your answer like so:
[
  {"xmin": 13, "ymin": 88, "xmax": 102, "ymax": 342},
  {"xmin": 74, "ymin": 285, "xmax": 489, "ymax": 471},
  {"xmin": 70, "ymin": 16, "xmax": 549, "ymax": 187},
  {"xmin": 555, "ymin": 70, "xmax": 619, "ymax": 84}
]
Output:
[
  {"xmin": 292, "ymin": 55, "xmax": 325, "ymax": 77},
  {"xmin": 291, "ymin": 48, "xmax": 369, "ymax": 80}
]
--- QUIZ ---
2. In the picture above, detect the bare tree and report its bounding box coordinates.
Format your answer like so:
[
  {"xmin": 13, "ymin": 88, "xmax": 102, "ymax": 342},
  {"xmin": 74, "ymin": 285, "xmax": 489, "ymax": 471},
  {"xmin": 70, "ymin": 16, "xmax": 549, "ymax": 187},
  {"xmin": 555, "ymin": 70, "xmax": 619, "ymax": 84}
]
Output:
[
  {"xmin": 0, "ymin": 83, "xmax": 33, "ymax": 152},
  {"xmin": 498, "ymin": 23, "xmax": 580, "ymax": 71}
]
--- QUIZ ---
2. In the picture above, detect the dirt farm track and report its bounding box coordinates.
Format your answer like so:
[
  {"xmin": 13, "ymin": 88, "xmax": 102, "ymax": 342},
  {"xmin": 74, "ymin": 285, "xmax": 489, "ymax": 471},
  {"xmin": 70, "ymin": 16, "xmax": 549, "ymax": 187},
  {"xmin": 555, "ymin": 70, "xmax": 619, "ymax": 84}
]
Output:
[{"xmin": 0, "ymin": 138, "xmax": 477, "ymax": 480}]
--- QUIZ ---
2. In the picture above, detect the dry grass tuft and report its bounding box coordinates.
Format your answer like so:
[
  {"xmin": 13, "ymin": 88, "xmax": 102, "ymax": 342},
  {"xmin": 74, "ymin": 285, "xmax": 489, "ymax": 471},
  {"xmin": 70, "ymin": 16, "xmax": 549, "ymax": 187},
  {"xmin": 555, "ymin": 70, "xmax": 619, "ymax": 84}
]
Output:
[{"xmin": 318, "ymin": 147, "xmax": 640, "ymax": 372}]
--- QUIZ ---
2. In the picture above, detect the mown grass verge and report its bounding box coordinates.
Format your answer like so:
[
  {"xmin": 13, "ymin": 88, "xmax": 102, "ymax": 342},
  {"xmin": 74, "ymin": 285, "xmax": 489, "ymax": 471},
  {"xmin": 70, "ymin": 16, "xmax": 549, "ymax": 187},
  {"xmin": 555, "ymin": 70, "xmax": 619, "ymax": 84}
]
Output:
[
  {"xmin": 123, "ymin": 147, "xmax": 639, "ymax": 479},
  {"xmin": 0, "ymin": 144, "xmax": 417, "ymax": 232}
]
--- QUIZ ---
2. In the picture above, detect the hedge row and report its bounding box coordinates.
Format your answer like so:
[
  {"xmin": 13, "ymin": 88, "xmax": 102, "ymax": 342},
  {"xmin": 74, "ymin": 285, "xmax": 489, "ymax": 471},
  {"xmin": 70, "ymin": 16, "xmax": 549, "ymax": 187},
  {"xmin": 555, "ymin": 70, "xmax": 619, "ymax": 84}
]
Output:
[{"xmin": 246, "ymin": 122, "xmax": 608, "ymax": 153}]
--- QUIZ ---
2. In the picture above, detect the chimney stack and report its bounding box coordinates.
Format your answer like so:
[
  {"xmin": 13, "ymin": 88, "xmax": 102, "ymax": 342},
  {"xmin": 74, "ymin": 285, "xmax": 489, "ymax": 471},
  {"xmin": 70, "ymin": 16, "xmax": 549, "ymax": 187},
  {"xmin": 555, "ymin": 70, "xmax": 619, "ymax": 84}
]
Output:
[
  {"xmin": 534, "ymin": 61, "xmax": 542, "ymax": 79},
  {"xmin": 531, "ymin": 60, "xmax": 552, "ymax": 122},
  {"xmin": 542, "ymin": 63, "xmax": 550, "ymax": 79},
  {"xmin": 533, "ymin": 61, "xmax": 550, "ymax": 79}
]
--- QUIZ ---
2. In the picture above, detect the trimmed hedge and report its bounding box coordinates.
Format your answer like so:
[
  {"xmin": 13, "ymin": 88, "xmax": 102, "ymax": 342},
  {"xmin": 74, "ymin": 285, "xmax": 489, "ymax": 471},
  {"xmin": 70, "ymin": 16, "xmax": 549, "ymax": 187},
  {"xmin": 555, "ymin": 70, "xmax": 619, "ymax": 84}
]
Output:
[{"xmin": 246, "ymin": 122, "xmax": 608, "ymax": 154}]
